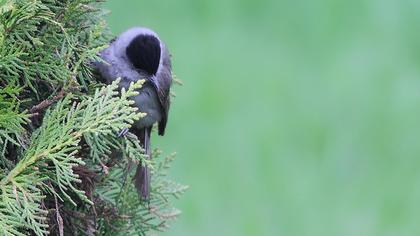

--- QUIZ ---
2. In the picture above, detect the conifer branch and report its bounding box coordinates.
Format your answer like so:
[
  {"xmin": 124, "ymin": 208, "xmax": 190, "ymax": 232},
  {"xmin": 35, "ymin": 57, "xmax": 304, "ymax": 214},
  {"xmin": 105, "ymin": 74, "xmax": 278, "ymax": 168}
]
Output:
[{"xmin": 0, "ymin": 0, "xmax": 186, "ymax": 235}]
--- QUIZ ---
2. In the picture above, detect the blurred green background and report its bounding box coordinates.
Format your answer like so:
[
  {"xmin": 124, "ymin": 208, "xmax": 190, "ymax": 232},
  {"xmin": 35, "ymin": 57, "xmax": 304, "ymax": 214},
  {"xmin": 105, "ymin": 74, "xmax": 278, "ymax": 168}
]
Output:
[{"xmin": 104, "ymin": 1, "xmax": 420, "ymax": 235}]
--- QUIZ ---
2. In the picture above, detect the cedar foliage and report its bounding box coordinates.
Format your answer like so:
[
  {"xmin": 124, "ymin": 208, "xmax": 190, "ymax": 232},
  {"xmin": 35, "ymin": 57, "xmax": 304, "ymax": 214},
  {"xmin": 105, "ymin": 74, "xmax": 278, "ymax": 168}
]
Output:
[{"xmin": 0, "ymin": 0, "xmax": 187, "ymax": 235}]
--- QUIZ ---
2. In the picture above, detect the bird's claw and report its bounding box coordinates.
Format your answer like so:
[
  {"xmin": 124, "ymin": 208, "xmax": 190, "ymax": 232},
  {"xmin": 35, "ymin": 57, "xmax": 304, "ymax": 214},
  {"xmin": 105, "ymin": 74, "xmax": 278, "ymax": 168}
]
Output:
[{"xmin": 118, "ymin": 128, "xmax": 129, "ymax": 137}]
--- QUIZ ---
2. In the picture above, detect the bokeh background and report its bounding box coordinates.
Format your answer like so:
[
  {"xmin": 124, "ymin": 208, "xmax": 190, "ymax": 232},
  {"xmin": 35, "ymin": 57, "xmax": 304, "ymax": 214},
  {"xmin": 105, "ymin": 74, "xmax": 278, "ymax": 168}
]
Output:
[{"xmin": 104, "ymin": 1, "xmax": 420, "ymax": 235}]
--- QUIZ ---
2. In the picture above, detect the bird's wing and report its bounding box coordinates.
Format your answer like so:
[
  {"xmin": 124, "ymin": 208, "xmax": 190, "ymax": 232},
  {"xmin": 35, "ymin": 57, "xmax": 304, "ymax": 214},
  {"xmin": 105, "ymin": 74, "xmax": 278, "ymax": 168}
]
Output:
[{"xmin": 152, "ymin": 44, "xmax": 172, "ymax": 136}]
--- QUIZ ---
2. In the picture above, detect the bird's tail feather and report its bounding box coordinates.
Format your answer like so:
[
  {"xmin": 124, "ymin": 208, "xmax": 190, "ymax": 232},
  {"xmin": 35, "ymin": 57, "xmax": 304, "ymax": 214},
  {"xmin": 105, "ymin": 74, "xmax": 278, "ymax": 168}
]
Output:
[{"xmin": 133, "ymin": 127, "xmax": 152, "ymax": 201}]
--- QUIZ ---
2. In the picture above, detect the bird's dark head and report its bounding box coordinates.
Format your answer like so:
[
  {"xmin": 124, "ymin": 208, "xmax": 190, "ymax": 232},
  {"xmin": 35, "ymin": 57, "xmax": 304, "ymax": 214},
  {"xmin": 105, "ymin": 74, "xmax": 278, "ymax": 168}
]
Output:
[{"xmin": 126, "ymin": 34, "xmax": 161, "ymax": 75}]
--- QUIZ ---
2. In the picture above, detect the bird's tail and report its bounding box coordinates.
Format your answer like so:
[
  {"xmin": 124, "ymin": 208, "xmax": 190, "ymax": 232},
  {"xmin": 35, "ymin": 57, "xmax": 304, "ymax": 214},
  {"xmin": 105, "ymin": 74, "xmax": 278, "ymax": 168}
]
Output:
[{"xmin": 133, "ymin": 127, "xmax": 152, "ymax": 201}]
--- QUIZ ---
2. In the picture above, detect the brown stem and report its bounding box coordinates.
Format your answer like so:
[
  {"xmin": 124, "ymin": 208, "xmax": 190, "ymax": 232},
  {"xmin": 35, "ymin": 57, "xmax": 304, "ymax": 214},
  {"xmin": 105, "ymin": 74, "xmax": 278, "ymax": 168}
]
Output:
[{"xmin": 30, "ymin": 89, "xmax": 66, "ymax": 114}]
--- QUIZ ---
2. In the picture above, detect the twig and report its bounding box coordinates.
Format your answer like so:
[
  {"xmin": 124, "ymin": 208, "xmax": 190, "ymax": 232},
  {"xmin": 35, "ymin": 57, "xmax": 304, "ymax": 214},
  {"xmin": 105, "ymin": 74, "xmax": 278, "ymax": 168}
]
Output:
[
  {"xmin": 30, "ymin": 89, "xmax": 66, "ymax": 114},
  {"xmin": 54, "ymin": 194, "xmax": 64, "ymax": 236}
]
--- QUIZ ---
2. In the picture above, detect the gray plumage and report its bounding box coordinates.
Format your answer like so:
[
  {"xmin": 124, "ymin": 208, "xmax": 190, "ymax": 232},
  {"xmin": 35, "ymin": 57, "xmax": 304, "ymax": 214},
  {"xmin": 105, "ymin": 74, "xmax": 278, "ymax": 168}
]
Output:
[{"xmin": 95, "ymin": 27, "xmax": 172, "ymax": 200}]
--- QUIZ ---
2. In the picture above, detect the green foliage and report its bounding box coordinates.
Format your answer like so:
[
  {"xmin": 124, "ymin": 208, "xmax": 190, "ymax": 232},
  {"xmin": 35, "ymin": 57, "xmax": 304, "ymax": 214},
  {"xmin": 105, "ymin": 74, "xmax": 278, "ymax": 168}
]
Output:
[
  {"xmin": 0, "ymin": 0, "xmax": 185, "ymax": 235},
  {"xmin": 0, "ymin": 82, "xmax": 29, "ymax": 162},
  {"xmin": 0, "ymin": 0, "xmax": 107, "ymax": 91},
  {"xmin": 94, "ymin": 149, "xmax": 188, "ymax": 236}
]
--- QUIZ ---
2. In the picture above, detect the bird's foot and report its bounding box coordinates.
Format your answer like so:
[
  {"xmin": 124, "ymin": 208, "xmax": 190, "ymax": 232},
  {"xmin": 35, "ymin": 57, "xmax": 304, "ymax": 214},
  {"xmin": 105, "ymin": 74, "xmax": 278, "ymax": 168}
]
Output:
[
  {"xmin": 99, "ymin": 160, "xmax": 109, "ymax": 175},
  {"xmin": 118, "ymin": 128, "xmax": 129, "ymax": 137}
]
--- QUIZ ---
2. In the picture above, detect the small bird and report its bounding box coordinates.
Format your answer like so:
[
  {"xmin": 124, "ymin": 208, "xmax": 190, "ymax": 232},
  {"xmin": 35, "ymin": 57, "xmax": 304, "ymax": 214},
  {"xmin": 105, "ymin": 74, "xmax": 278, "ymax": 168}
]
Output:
[{"xmin": 95, "ymin": 27, "xmax": 172, "ymax": 200}]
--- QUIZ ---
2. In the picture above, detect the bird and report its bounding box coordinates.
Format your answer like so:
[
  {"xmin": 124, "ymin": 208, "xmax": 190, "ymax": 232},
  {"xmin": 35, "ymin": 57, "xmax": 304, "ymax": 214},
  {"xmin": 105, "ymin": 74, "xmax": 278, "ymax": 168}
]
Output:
[{"xmin": 94, "ymin": 27, "xmax": 172, "ymax": 200}]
